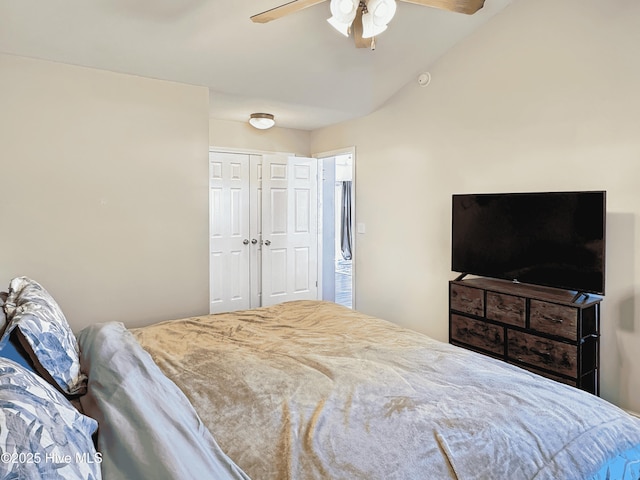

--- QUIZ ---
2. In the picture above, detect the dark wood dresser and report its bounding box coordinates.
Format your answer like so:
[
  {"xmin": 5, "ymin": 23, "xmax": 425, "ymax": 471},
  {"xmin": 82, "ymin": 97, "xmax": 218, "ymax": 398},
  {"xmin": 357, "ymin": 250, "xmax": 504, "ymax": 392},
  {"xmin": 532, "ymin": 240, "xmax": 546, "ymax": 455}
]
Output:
[{"xmin": 449, "ymin": 277, "xmax": 602, "ymax": 395}]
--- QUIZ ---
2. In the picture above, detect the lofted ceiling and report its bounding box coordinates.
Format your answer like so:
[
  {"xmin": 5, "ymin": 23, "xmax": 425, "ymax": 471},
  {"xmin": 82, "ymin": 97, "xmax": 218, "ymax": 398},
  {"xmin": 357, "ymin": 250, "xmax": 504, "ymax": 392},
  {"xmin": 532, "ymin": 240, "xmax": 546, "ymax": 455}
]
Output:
[{"xmin": 0, "ymin": 0, "xmax": 513, "ymax": 130}]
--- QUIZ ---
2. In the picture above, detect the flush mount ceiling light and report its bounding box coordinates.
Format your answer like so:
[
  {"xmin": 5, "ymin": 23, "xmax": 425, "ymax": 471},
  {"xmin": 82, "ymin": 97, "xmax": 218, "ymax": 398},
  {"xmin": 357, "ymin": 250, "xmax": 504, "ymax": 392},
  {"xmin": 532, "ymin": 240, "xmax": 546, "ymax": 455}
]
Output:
[
  {"xmin": 249, "ymin": 113, "xmax": 275, "ymax": 130},
  {"xmin": 250, "ymin": 0, "xmax": 485, "ymax": 50}
]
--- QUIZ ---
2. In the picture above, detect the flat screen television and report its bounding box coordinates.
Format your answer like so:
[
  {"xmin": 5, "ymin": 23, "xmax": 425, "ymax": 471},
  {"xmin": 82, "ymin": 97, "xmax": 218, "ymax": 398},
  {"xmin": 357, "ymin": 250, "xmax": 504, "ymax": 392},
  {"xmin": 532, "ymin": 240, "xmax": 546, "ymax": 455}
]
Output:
[{"xmin": 451, "ymin": 191, "xmax": 606, "ymax": 295}]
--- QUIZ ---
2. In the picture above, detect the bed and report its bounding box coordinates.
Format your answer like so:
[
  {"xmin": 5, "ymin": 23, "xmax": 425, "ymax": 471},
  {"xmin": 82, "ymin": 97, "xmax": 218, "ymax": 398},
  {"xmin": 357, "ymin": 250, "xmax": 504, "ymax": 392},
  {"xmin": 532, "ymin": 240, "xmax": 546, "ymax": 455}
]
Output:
[{"xmin": 2, "ymin": 277, "xmax": 640, "ymax": 479}]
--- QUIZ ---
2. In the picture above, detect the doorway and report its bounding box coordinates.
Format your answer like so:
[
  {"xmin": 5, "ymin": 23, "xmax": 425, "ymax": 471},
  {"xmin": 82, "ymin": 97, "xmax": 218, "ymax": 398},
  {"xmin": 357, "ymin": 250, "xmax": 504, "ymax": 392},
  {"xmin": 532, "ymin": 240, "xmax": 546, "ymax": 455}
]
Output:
[
  {"xmin": 208, "ymin": 151, "xmax": 318, "ymax": 314},
  {"xmin": 209, "ymin": 147, "xmax": 354, "ymax": 314},
  {"xmin": 318, "ymin": 150, "xmax": 354, "ymax": 309}
]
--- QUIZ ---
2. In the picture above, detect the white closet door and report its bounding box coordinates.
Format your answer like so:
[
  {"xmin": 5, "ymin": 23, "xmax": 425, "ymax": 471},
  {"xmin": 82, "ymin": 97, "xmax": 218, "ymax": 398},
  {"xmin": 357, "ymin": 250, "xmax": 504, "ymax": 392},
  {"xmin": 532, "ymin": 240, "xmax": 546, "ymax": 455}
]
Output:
[
  {"xmin": 209, "ymin": 152, "xmax": 251, "ymax": 313},
  {"xmin": 261, "ymin": 155, "xmax": 318, "ymax": 306}
]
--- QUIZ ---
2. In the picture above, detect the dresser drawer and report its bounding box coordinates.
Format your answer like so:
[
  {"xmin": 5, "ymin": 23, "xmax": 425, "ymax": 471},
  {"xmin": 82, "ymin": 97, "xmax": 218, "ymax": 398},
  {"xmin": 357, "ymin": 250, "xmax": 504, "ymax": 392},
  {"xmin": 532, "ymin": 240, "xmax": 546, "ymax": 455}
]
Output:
[
  {"xmin": 450, "ymin": 284, "xmax": 484, "ymax": 316},
  {"xmin": 507, "ymin": 330, "xmax": 577, "ymax": 377},
  {"xmin": 509, "ymin": 361, "xmax": 578, "ymax": 387},
  {"xmin": 530, "ymin": 300, "xmax": 578, "ymax": 340},
  {"xmin": 451, "ymin": 314, "xmax": 504, "ymax": 355},
  {"xmin": 486, "ymin": 292, "xmax": 525, "ymax": 327}
]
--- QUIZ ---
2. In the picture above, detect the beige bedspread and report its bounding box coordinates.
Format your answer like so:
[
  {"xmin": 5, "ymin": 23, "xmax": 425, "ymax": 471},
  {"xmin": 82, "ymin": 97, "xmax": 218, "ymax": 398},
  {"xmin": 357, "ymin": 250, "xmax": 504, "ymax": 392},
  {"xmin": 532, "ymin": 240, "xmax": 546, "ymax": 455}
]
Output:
[{"xmin": 131, "ymin": 300, "xmax": 640, "ymax": 480}]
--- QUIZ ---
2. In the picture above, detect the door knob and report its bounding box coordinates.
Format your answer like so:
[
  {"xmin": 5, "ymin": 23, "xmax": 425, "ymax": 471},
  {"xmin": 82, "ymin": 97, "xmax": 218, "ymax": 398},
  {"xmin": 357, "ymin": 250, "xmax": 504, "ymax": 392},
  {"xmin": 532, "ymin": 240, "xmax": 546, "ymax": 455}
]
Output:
[
  {"xmin": 243, "ymin": 239, "xmax": 249, "ymax": 245},
  {"xmin": 264, "ymin": 240, "xmax": 271, "ymax": 246},
  {"xmin": 251, "ymin": 239, "xmax": 258, "ymax": 244}
]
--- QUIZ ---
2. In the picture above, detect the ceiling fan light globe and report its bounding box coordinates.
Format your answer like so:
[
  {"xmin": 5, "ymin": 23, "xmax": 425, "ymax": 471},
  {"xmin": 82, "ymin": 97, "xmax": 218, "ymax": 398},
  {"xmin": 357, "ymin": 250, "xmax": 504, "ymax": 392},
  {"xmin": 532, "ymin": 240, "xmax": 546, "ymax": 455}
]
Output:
[
  {"xmin": 374, "ymin": 3, "xmax": 388, "ymax": 18},
  {"xmin": 328, "ymin": 0, "xmax": 359, "ymax": 23},
  {"xmin": 361, "ymin": 14, "xmax": 387, "ymax": 38},
  {"xmin": 327, "ymin": 16, "xmax": 352, "ymax": 36},
  {"xmin": 368, "ymin": 0, "xmax": 397, "ymax": 26},
  {"xmin": 339, "ymin": 0, "xmax": 355, "ymax": 15}
]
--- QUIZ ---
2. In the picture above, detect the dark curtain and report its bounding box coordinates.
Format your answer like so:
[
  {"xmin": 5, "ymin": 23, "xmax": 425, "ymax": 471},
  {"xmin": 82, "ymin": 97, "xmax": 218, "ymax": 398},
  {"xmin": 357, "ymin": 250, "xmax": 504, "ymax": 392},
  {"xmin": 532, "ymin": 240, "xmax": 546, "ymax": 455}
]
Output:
[{"xmin": 340, "ymin": 181, "xmax": 353, "ymax": 261}]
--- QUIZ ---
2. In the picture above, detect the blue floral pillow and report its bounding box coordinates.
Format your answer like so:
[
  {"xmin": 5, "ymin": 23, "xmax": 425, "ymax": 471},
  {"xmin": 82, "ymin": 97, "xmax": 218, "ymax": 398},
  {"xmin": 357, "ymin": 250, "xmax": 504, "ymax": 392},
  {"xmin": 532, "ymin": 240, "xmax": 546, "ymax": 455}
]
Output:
[
  {"xmin": 1, "ymin": 277, "xmax": 87, "ymax": 395},
  {"xmin": 0, "ymin": 291, "xmax": 7, "ymax": 336},
  {"xmin": 0, "ymin": 358, "xmax": 101, "ymax": 479}
]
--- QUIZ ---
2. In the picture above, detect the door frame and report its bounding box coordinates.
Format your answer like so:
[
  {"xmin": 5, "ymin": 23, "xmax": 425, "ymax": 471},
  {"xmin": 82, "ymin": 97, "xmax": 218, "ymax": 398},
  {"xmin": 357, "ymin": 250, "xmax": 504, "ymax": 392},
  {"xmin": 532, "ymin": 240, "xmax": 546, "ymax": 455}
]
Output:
[
  {"xmin": 313, "ymin": 146, "xmax": 357, "ymax": 310},
  {"xmin": 209, "ymin": 145, "xmax": 355, "ymax": 310}
]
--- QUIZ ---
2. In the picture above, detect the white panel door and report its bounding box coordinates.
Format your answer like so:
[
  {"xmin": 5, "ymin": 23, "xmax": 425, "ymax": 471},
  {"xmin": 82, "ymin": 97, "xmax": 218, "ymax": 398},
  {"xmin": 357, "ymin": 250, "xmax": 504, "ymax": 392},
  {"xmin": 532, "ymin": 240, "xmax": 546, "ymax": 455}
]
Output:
[
  {"xmin": 261, "ymin": 155, "xmax": 318, "ymax": 306},
  {"xmin": 209, "ymin": 152, "xmax": 251, "ymax": 313}
]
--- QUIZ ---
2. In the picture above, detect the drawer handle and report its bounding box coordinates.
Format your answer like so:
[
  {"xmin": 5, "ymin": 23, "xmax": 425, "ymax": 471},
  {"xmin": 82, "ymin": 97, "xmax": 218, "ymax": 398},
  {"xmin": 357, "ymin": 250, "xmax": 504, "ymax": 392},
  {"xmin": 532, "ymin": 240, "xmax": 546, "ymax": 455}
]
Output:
[
  {"xmin": 458, "ymin": 327, "xmax": 481, "ymax": 338},
  {"xmin": 459, "ymin": 328, "xmax": 500, "ymax": 344},
  {"xmin": 469, "ymin": 329, "xmax": 484, "ymax": 338},
  {"xmin": 541, "ymin": 315, "xmax": 563, "ymax": 324},
  {"xmin": 530, "ymin": 347, "xmax": 552, "ymax": 361}
]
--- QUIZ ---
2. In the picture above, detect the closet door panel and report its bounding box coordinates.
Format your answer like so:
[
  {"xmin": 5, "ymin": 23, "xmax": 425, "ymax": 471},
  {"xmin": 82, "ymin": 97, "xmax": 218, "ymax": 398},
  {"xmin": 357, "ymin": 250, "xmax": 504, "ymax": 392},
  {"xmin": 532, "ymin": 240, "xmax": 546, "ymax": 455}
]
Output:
[
  {"xmin": 262, "ymin": 155, "xmax": 318, "ymax": 306},
  {"xmin": 209, "ymin": 152, "xmax": 251, "ymax": 313},
  {"xmin": 269, "ymin": 248, "xmax": 288, "ymax": 296}
]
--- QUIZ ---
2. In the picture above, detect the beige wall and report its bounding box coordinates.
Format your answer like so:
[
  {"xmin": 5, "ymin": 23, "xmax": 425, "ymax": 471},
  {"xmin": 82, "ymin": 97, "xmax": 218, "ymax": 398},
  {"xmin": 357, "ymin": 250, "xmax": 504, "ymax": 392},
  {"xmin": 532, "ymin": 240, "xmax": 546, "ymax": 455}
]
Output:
[
  {"xmin": 311, "ymin": 0, "xmax": 640, "ymax": 412},
  {"xmin": 0, "ymin": 54, "xmax": 210, "ymax": 331},
  {"xmin": 209, "ymin": 118, "xmax": 311, "ymax": 155},
  {"xmin": 2, "ymin": 0, "xmax": 638, "ymax": 414}
]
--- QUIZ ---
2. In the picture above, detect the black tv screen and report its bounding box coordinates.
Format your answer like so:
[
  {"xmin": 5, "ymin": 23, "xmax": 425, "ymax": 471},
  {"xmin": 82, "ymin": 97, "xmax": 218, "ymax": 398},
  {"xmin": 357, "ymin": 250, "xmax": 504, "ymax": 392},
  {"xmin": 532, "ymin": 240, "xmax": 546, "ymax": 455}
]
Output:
[{"xmin": 451, "ymin": 191, "xmax": 606, "ymax": 295}]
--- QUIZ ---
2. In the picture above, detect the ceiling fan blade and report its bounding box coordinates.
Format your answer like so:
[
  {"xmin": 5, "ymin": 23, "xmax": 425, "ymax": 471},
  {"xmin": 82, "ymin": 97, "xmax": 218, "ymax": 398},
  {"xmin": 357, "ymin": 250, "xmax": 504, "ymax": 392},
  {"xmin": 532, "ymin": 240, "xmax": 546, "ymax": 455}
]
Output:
[
  {"xmin": 352, "ymin": 3, "xmax": 373, "ymax": 49},
  {"xmin": 399, "ymin": 0, "xmax": 485, "ymax": 15},
  {"xmin": 251, "ymin": 0, "xmax": 328, "ymax": 23}
]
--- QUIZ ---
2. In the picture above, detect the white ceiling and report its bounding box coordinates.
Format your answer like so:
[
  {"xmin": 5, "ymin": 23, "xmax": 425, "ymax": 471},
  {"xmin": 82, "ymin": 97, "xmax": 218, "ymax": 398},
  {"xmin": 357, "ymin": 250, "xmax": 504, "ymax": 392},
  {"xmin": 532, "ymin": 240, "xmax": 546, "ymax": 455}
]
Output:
[{"xmin": 0, "ymin": 0, "xmax": 513, "ymax": 130}]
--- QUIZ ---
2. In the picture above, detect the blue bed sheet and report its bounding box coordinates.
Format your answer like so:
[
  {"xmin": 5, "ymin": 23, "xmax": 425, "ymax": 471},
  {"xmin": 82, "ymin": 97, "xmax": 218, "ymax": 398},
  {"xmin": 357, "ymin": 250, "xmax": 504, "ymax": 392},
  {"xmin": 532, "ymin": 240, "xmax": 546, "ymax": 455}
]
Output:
[{"xmin": 593, "ymin": 442, "xmax": 640, "ymax": 479}]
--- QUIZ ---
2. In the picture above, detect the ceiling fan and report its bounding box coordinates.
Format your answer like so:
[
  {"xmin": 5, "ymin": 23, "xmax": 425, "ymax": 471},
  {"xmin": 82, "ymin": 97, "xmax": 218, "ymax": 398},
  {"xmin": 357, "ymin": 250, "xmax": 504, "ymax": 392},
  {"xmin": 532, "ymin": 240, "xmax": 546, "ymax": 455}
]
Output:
[{"xmin": 250, "ymin": 0, "xmax": 485, "ymax": 49}]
